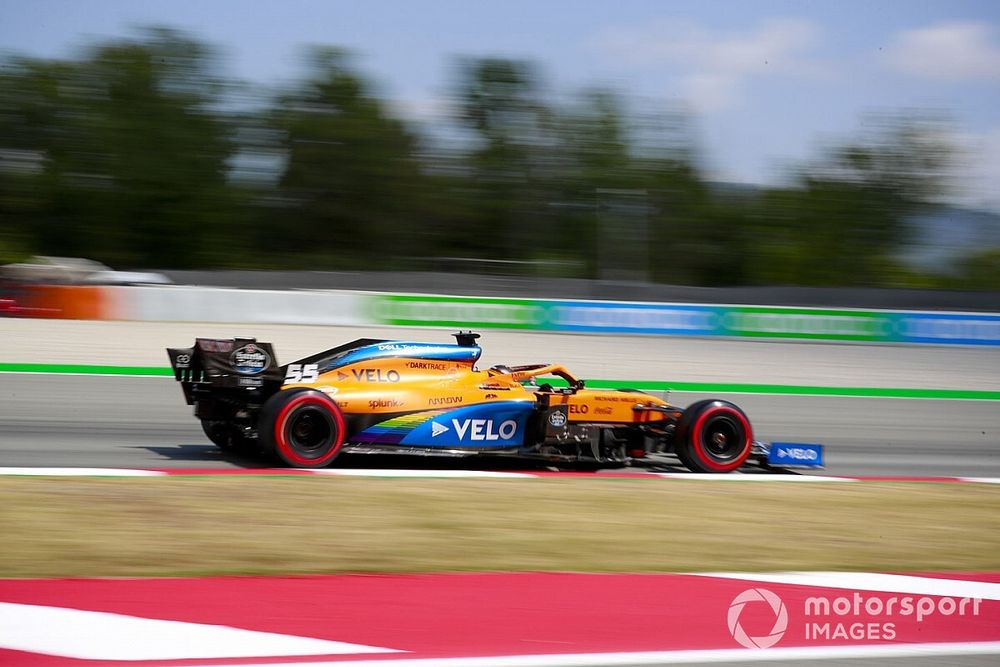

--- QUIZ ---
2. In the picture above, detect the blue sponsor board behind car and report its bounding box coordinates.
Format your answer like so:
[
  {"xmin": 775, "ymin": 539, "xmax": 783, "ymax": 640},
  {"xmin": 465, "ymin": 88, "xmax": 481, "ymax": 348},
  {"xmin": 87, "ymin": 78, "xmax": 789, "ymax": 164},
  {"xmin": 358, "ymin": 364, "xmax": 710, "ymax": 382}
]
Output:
[
  {"xmin": 371, "ymin": 294, "xmax": 1000, "ymax": 346},
  {"xmin": 542, "ymin": 301, "xmax": 722, "ymax": 336}
]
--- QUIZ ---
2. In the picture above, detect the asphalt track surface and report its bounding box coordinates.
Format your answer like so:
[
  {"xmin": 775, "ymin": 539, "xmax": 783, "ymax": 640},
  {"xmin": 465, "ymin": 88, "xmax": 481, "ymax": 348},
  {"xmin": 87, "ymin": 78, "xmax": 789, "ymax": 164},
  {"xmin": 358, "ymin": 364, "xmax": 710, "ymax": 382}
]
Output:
[
  {"xmin": 3, "ymin": 329, "xmax": 1000, "ymax": 666},
  {"xmin": 5, "ymin": 319, "xmax": 1000, "ymax": 390},
  {"xmin": 2, "ymin": 374, "xmax": 998, "ymax": 476}
]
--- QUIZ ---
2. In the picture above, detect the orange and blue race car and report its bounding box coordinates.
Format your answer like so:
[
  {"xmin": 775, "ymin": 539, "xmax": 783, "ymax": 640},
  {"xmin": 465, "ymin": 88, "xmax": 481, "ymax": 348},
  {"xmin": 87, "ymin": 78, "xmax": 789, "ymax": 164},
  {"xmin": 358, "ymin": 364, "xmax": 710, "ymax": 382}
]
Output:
[{"xmin": 167, "ymin": 332, "xmax": 823, "ymax": 473}]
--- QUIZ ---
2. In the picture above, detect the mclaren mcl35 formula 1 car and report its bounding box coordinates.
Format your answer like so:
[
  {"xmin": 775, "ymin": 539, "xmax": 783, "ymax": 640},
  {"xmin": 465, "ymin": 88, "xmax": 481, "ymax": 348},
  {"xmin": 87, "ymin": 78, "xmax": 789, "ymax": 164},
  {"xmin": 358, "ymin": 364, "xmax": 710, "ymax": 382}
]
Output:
[{"xmin": 167, "ymin": 332, "xmax": 822, "ymax": 473}]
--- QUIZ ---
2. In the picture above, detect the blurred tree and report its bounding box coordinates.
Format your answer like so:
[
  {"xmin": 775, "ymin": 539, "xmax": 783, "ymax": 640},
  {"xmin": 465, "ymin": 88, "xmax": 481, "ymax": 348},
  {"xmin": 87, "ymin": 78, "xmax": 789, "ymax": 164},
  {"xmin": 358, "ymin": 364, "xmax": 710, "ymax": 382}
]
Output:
[
  {"xmin": 747, "ymin": 114, "xmax": 954, "ymax": 286},
  {"xmin": 0, "ymin": 58, "xmax": 92, "ymax": 258},
  {"xmin": 560, "ymin": 92, "xmax": 717, "ymax": 284},
  {"xmin": 270, "ymin": 48, "xmax": 426, "ymax": 268},
  {"xmin": 1, "ymin": 31, "xmax": 991, "ymax": 290},
  {"xmin": 0, "ymin": 28, "xmax": 236, "ymax": 268},
  {"xmin": 956, "ymin": 248, "xmax": 1000, "ymax": 289},
  {"xmin": 450, "ymin": 57, "xmax": 554, "ymax": 264},
  {"xmin": 554, "ymin": 89, "xmax": 634, "ymax": 279}
]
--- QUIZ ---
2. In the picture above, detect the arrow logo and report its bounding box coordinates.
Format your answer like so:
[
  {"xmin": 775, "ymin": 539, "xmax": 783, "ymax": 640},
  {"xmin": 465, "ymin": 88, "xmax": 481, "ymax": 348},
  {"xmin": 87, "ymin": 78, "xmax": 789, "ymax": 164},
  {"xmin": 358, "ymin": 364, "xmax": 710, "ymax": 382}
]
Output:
[
  {"xmin": 431, "ymin": 421, "xmax": 449, "ymax": 437},
  {"xmin": 337, "ymin": 371, "xmax": 349, "ymax": 381}
]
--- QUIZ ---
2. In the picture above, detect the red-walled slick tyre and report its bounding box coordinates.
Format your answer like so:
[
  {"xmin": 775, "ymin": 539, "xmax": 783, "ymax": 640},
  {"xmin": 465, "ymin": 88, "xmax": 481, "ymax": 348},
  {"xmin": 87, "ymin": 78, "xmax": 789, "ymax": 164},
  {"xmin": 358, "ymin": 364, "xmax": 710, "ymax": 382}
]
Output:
[
  {"xmin": 259, "ymin": 389, "xmax": 346, "ymax": 468},
  {"xmin": 674, "ymin": 400, "xmax": 753, "ymax": 473}
]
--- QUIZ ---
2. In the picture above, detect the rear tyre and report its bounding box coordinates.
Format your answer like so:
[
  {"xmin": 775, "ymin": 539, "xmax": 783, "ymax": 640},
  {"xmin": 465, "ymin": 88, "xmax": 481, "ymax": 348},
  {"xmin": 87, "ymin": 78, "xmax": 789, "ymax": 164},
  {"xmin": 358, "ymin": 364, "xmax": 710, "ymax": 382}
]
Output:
[
  {"xmin": 674, "ymin": 400, "xmax": 752, "ymax": 473},
  {"xmin": 259, "ymin": 389, "xmax": 346, "ymax": 468}
]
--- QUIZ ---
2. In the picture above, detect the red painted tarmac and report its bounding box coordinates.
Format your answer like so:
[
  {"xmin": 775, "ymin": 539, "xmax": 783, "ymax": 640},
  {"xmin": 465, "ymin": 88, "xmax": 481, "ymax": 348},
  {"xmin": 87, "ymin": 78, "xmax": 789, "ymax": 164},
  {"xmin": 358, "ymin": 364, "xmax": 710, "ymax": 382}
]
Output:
[{"xmin": 1, "ymin": 572, "xmax": 998, "ymax": 666}]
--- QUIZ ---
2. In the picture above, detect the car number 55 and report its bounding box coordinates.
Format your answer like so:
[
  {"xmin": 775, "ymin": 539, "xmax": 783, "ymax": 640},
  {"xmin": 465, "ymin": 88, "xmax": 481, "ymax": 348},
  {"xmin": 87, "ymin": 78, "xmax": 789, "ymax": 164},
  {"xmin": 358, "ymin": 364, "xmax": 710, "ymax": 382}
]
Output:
[{"xmin": 284, "ymin": 363, "xmax": 320, "ymax": 384}]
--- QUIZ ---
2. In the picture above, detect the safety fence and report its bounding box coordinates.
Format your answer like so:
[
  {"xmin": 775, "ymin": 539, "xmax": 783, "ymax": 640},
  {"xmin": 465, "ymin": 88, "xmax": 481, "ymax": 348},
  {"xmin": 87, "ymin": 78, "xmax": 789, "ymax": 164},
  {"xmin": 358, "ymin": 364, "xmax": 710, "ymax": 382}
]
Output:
[
  {"xmin": 9, "ymin": 285, "xmax": 1000, "ymax": 346},
  {"xmin": 369, "ymin": 293, "xmax": 1000, "ymax": 346}
]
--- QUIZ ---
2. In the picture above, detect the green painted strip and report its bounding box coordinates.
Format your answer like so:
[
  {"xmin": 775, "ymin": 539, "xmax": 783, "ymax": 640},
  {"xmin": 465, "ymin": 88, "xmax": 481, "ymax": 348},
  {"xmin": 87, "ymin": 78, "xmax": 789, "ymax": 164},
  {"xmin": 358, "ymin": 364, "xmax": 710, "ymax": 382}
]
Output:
[
  {"xmin": 1, "ymin": 363, "xmax": 997, "ymax": 400},
  {"xmin": 0, "ymin": 363, "xmax": 172, "ymax": 376},
  {"xmin": 544, "ymin": 377, "xmax": 1000, "ymax": 401}
]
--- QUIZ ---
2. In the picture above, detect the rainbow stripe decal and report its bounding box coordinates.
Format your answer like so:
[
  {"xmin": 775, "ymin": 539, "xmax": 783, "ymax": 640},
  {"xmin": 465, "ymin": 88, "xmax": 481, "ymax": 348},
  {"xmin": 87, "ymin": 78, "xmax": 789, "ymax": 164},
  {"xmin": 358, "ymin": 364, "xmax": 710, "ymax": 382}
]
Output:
[
  {"xmin": 356, "ymin": 410, "xmax": 446, "ymax": 445},
  {"xmin": 354, "ymin": 401, "xmax": 535, "ymax": 448}
]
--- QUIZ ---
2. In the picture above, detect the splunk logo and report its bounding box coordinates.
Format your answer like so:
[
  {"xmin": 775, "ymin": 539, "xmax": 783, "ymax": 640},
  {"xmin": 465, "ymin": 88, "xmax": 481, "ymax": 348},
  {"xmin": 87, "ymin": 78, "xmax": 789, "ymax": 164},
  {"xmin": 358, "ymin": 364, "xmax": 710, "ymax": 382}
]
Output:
[
  {"xmin": 727, "ymin": 588, "xmax": 788, "ymax": 649},
  {"xmin": 431, "ymin": 418, "xmax": 518, "ymax": 441}
]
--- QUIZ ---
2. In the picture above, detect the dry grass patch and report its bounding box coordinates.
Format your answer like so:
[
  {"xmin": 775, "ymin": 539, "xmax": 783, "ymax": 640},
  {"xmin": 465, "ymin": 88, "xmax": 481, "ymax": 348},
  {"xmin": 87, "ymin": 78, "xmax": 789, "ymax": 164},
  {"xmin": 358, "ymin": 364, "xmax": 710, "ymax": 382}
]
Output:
[{"xmin": 1, "ymin": 477, "xmax": 998, "ymax": 577}]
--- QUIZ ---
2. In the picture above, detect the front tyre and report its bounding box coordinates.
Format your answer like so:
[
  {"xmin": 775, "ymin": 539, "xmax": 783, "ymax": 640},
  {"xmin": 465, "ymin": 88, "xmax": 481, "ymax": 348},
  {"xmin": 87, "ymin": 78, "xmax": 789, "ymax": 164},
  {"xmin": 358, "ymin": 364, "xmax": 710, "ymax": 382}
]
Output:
[
  {"xmin": 259, "ymin": 389, "xmax": 346, "ymax": 468},
  {"xmin": 675, "ymin": 400, "xmax": 752, "ymax": 473}
]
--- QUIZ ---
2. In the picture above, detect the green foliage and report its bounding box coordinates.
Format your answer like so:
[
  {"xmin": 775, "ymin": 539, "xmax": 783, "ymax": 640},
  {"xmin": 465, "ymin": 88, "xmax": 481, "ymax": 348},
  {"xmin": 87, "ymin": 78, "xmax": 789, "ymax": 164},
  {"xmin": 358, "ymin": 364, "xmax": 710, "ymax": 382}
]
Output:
[
  {"xmin": 0, "ymin": 28, "xmax": 235, "ymax": 269},
  {"xmin": 0, "ymin": 29, "xmax": 993, "ymax": 289},
  {"xmin": 956, "ymin": 248, "xmax": 1000, "ymax": 288},
  {"xmin": 745, "ymin": 114, "xmax": 958, "ymax": 287},
  {"xmin": 267, "ymin": 47, "xmax": 426, "ymax": 268}
]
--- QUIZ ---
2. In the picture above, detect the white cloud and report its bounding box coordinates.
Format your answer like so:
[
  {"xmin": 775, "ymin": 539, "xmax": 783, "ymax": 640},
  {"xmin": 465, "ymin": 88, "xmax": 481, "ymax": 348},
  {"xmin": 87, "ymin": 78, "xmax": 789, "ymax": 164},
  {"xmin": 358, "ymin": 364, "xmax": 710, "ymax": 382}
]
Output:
[
  {"xmin": 683, "ymin": 73, "xmax": 740, "ymax": 112},
  {"xmin": 594, "ymin": 18, "xmax": 824, "ymax": 112},
  {"xmin": 388, "ymin": 96, "xmax": 451, "ymax": 124},
  {"xmin": 887, "ymin": 21, "xmax": 1000, "ymax": 81}
]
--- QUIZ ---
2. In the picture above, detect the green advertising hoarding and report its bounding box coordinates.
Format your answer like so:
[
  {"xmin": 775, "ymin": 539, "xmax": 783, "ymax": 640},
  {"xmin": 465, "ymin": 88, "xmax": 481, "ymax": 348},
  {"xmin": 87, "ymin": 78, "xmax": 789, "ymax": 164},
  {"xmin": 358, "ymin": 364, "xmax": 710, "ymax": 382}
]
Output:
[
  {"xmin": 720, "ymin": 306, "xmax": 891, "ymax": 341},
  {"xmin": 369, "ymin": 294, "xmax": 545, "ymax": 329},
  {"xmin": 368, "ymin": 294, "xmax": 1000, "ymax": 346}
]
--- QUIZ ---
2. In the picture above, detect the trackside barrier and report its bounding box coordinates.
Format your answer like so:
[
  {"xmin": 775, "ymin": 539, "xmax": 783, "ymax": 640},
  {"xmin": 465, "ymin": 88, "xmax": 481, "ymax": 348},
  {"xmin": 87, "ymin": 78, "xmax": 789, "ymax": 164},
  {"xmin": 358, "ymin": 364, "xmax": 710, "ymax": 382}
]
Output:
[
  {"xmin": 11, "ymin": 285, "xmax": 117, "ymax": 319},
  {"xmin": 368, "ymin": 294, "xmax": 1000, "ymax": 346},
  {"xmin": 13, "ymin": 286, "xmax": 1000, "ymax": 346},
  {"xmin": 114, "ymin": 286, "xmax": 366, "ymax": 326}
]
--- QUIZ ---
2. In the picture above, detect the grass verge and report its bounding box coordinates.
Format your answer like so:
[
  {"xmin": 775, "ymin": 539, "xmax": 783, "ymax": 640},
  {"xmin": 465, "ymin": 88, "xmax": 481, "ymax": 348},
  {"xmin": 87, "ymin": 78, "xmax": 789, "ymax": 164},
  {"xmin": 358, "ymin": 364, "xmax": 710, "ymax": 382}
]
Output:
[{"xmin": 2, "ymin": 478, "xmax": 998, "ymax": 577}]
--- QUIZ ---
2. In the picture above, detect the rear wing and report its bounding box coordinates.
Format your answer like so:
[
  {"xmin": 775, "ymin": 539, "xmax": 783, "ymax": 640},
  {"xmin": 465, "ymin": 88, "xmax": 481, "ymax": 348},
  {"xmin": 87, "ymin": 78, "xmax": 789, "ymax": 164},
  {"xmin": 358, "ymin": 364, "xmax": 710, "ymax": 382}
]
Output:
[{"xmin": 167, "ymin": 337, "xmax": 284, "ymax": 404}]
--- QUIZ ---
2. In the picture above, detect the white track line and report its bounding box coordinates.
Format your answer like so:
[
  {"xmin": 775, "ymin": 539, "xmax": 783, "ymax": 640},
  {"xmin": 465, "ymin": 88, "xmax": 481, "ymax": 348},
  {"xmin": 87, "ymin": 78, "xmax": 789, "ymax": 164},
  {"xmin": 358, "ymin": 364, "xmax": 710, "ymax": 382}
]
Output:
[
  {"xmin": 0, "ymin": 468, "xmax": 998, "ymax": 483},
  {"xmin": 960, "ymin": 477, "xmax": 1000, "ymax": 484},
  {"xmin": 189, "ymin": 641, "xmax": 1000, "ymax": 666},
  {"xmin": 696, "ymin": 571, "xmax": 1000, "ymax": 600},
  {"xmin": 0, "ymin": 467, "xmax": 165, "ymax": 477},
  {"xmin": 653, "ymin": 473, "xmax": 856, "ymax": 482},
  {"xmin": 309, "ymin": 469, "xmax": 537, "ymax": 478},
  {"xmin": 0, "ymin": 602, "xmax": 400, "ymax": 661}
]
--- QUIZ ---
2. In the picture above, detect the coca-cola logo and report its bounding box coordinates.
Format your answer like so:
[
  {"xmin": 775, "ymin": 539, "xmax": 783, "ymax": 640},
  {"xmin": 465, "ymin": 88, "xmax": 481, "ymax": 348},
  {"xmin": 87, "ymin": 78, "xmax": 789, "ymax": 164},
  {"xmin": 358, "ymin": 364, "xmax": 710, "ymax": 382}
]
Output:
[{"xmin": 231, "ymin": 343, "xmax": 271, "ymax": 375}]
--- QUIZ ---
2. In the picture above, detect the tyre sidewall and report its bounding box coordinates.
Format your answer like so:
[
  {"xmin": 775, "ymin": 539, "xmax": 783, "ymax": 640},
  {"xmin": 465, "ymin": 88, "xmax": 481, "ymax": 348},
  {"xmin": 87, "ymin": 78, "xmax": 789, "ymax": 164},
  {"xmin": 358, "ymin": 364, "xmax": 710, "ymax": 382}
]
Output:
[
  {"xmin": 260, "ymin": 388, "xmax": 346, "ymax": 468},
  {"xmin": 676, "ymin": 400, "xmax": 752, "ymax": 473}
]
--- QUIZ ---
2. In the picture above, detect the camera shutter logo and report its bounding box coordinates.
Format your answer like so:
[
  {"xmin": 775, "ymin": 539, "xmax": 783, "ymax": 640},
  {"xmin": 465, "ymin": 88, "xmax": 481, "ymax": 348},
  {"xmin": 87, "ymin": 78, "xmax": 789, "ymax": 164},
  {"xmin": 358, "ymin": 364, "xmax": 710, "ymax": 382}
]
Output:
[{"xmin": 727, "ymin": 588, "xmax": 788, "ymax": 649}]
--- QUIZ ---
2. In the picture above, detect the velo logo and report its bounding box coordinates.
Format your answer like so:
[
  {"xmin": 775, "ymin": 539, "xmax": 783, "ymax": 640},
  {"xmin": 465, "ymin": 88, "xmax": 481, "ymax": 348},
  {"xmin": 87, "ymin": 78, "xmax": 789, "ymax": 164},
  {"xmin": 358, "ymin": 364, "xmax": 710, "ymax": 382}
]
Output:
[{"xmin": 727, "ymin": 588, "xmax": 788, "ymax": 649}]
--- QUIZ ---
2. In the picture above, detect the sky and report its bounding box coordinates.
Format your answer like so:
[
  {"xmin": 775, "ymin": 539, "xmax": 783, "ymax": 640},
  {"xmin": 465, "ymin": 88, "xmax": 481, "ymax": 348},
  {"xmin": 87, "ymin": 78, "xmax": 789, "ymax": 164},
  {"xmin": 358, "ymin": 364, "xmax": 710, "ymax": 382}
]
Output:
[{"xmin": 3, "ymin": 0, "xmax": 999, "ymax": 211}]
